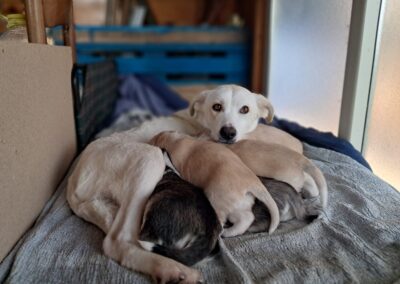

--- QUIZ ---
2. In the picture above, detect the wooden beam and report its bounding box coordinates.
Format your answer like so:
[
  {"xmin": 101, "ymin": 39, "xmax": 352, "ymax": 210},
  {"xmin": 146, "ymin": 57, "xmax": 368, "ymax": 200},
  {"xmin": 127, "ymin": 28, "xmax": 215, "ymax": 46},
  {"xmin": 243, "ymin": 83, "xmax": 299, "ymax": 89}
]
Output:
[
  {"xmin": 25, "ymin": 0, "xmax": 47, "ymax": 44},
  {"xmin": 251, "ymin": 0, "xmax": 267, "ymax": 93}
]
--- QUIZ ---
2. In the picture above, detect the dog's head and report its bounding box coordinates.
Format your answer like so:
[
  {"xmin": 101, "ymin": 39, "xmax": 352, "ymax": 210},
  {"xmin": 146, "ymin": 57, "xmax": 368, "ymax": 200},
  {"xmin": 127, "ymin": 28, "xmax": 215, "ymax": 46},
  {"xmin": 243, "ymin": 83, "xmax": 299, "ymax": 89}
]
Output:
[{"xmin": 189, "ymin": 85, "xmax": 274, "ymax": 143}]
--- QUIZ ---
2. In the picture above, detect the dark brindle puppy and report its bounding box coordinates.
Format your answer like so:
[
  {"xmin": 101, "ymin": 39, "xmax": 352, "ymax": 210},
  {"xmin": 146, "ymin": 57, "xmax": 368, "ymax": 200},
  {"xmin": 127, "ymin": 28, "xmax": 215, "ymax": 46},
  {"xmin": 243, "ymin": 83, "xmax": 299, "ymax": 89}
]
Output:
[
  {"xmin": 139, "ymin": 170, "xmax": 222, "ymax": 266},
  {"xmin": 139, "ymin": 170, "xmax": 321, "ymax": 266}
]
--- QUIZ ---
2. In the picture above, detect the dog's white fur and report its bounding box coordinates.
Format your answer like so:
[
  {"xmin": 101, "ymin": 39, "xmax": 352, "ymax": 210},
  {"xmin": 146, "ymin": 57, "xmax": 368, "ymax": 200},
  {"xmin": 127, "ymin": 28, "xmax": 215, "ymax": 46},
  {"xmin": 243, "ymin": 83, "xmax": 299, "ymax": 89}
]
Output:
[
  {"xmin": 190, "ymin": 85, "xmax": 274, "ymax": 143},
  {"xmin": 67, "ymin": 85, "xmax": 302, "ymax": 283}
]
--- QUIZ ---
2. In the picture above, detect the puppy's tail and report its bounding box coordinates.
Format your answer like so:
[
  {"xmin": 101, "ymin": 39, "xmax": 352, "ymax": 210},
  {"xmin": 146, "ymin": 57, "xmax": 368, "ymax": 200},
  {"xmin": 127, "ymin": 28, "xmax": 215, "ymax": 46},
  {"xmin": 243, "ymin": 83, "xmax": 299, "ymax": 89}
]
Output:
[
  {"xmin": 304, "ymin": 161, "xmax": 328, "ymax": 208},
  {"xmin": 252, "ymin": 184, "xmax": 280, "ymax": 234}
]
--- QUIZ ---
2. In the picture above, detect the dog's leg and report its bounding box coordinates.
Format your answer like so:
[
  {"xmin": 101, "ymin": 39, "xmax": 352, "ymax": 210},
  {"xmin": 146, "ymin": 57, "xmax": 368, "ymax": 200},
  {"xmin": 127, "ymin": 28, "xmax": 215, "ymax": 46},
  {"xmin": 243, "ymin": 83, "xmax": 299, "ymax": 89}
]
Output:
[
  {"xmin": 77, "ymin": 198, "xmax": 117, "ymax": 233},
  {"xmin": 302, "ymin": 172, "xmax": 319, "ymax": 198},
  {"xmin": 222, "ymin": 210, "xmax": 255, "ymax": 238},
  {"xmin": 102, "ymin": 145, "xmax": 202, "ymax": 283}
]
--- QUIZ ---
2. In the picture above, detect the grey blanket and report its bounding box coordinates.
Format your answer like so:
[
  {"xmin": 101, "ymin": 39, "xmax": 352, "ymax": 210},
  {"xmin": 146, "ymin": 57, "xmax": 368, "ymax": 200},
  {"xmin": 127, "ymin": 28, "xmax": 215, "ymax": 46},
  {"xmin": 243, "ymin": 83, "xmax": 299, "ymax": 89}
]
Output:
[{"xmin": 1, "ymin": 143, "xmax": 400, "ymax": 284}]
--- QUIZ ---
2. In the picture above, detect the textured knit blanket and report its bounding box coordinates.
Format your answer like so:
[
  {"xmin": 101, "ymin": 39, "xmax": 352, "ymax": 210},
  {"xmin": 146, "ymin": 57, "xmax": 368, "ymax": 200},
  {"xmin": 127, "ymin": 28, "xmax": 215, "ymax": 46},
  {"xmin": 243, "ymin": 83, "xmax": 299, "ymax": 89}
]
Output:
[{"xmin": 1, "ymin": 143, "xmax": 399, "ymax": 284}]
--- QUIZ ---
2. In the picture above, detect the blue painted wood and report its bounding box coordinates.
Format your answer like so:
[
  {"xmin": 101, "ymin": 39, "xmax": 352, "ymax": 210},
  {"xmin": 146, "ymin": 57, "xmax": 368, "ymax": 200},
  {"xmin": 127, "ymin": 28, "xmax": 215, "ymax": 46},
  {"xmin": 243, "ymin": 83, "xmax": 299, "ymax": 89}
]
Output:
[
  {"xmin": 77, "ymin": 55, "xmax": 107, "ymax": 64},
  {"xmin": 114, "ymin": 57, "xmax": 249, "ymax": 73},
  {"xmin": 54, "ymin": 25, "xmax": 251, "ymax": 85},
  {"xmin": 76, "ymin": 43, "xmax": 248, "ymax": 52}
]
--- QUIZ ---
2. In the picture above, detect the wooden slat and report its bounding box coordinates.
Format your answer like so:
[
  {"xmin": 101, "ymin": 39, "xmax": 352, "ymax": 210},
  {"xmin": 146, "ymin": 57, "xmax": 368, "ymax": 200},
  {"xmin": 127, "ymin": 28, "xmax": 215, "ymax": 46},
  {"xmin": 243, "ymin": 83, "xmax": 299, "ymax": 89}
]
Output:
[
  {"xmin": 115, "ymin": 57, "xmax": 249, "ymax": 73},
  {"xmin": 76, "ymin": 42, "xmax": 250, "ymax": 85},
  {"xmin": 42, "ymin": 0, "xmax": 70, "ymax": 27},
  {"xmin": 51, "ymin": 26, "xmax": 248, "ymax": 44},
  {"xmin": 24, "ymin": 0, "xmax": 76, "ymax": 62},
  {"xmin": 51, "ymin": 26, "xmax": 251, "ymax": 86},
  {"xmin": 25, "ymin": 0, "xmax": 47, "ymax": 44},
  {"xmin": 251, "ymin": 0, "xmax": 267, "ymax": 93},
  {"xmin": 75, "ymin": 42, "xmax": 248, "ymax": 52}
]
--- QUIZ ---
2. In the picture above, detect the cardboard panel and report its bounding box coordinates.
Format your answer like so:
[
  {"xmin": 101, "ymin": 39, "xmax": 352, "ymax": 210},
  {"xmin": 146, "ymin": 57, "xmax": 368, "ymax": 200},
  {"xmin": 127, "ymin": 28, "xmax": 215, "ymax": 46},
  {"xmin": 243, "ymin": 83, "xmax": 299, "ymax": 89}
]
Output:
[{"xmin": 0, "ymin": 43, "xmax": 77, "ymax": 261}]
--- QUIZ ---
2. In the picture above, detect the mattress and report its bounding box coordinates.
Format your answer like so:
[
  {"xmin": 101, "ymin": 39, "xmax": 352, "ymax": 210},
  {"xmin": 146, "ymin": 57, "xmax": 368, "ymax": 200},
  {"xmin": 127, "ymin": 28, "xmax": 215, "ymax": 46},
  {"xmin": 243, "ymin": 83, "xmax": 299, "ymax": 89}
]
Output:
[{"xmin": 1, "ymin": 136, "xmax": 399, "ymax": 283}]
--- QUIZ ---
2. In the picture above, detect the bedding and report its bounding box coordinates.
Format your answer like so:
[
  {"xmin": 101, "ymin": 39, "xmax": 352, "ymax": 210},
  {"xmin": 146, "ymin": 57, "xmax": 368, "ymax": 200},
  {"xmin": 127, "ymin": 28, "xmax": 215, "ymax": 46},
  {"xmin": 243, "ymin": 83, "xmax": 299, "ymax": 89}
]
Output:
[
  {"xmin": 272, "ymin": 118, "xmax": 371, "ymax": 170},
  {"xmin": 113, "ymin": 75, "xmax": 188, "ymax": 120},
  {"xmin": 1, "ymin": 77, "xmax": 397, "ymax": 282},
  {"xmin": 1, "ymin": 118, "xmax": 399, "ymax": 283}
]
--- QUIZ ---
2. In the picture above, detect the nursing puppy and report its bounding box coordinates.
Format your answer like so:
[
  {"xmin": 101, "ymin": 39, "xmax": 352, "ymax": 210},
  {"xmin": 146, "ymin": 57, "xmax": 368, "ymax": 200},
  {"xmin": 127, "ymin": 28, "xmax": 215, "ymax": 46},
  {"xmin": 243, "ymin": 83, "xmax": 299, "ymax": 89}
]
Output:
[
  {"xmin": 228, "ymin": 140, "xmax": 328, "ymax": 208},
  {"xmin": 140, "ymin": 173, "xmax": 321, "ymax": 265},
  {"xmin": 139, "ymin": 170, "xmax": 222, "ymax": 266},
  {"xmin": 149, "ymin": 131, "xmax": 280, "ymax": 237},
  {"xmin": 243, "ymin": 123, "xmax": 302, "ymax": 153},
  {"xmin": 249, "ymin": 177, "xmax": 322, "ymax": 233}
]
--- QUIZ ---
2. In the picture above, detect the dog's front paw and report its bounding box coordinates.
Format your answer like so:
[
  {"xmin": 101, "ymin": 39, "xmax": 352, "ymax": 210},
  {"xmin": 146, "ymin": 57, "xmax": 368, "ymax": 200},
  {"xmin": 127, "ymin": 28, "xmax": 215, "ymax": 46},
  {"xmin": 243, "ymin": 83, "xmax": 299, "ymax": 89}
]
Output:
[
  {"xmin": 152, "ymin": 260, "xmax": 203, "ymax": 284},
  {"xmin": 221, "ymin": 228, "xmax": 240, "ymax": 238}
]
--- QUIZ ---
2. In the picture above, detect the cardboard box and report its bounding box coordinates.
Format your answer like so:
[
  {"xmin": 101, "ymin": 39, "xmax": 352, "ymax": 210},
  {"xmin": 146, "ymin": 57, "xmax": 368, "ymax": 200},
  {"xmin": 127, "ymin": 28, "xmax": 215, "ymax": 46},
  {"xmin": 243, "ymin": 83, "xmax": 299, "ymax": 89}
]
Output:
[{"xmin": 0, "ymin": 43, "xmax": 76, "ymax": 261}]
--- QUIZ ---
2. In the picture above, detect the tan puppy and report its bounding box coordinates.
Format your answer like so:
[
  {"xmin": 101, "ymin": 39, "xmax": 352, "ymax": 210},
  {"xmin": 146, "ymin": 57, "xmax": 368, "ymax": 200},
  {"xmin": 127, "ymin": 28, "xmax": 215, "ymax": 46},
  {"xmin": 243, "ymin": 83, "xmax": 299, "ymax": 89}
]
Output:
[
  {"xmin": 149, "ymin": 131, "xmax": 280, "ymax": 237},
  {"xmin": 228, "ymin": 140, "xmax": 328, "ymax": 208},
  {"xmin": 244, "ymin": 124, "xmax": 303, "ymax": 154}
]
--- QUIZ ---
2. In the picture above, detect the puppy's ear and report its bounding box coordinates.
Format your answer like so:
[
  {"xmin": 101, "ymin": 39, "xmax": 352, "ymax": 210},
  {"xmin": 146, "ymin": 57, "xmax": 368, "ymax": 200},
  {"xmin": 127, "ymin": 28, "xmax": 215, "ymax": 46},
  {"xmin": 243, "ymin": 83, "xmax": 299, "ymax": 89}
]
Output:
[
  {"xmin": 189, "ymin": 91, "xmax": 207, "ymax": 117},
  {"xmin": 149, "ymin": 132, "xmax": 169, "ymax": 146},
  {"xmin": 256, "ymin": 94, "xmax": 274, "ymax": 123},
  {"xmin": 148, "ymin": 133, "xmax": 161, "ymax": 146}
]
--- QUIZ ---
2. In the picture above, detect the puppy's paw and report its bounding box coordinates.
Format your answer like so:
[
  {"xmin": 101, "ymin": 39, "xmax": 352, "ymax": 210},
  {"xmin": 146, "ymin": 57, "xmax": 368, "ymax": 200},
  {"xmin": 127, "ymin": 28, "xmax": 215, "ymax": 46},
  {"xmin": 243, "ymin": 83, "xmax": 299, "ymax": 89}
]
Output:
[
  {"xmin": 221, "ymin": 228, "xmax": 239, "ymax": 238},
  {"xmin": 302, "ymin": 173, "xmax": 320, "ymax": 198},
  {"xmin": 304, "ymin": 198, "xmax": 324, "ymax": 218},
  {"xmin": 301, "ymin": 189, "xmax": 317, "ymax": 199},
  {"xmin": 152, "ymin": 261, "xmax": 203, "ymax": 284}
]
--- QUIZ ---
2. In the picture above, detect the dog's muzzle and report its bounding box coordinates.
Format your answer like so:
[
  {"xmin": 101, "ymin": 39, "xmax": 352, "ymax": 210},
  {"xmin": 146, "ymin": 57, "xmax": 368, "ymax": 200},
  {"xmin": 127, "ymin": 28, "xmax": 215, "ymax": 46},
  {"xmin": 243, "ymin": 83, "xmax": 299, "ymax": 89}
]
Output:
[{"xmin": 219, "ymin": 126, "xmax": 237, "ymax": 143}]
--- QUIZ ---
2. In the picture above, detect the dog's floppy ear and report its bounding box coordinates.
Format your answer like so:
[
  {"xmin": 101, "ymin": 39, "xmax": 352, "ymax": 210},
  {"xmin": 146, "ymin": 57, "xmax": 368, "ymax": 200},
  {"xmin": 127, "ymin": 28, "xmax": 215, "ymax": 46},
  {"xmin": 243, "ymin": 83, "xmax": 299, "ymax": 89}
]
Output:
[
  {"xmin": 149, "ymin": 132, "xmax": 169, "ymax": 148},
  {"xmin": 189, "ymin": 91, "xmax": 207, "ymax": 117},
  {"xmin": 256, "ymin": 94, "xmax": 274, "ymax": 123},
  {"xmin": 148, "ymin": 132, "xmax": 162, "ymax": 146}
]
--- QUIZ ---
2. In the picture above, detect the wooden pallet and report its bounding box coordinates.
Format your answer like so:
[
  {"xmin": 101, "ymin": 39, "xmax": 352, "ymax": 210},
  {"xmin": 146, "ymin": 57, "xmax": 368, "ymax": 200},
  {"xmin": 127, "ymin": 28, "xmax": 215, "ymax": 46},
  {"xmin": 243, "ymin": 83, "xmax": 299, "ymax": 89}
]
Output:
[{"xmin": 51, "ymin": 26, "xmax": 251, "ymax": 86}]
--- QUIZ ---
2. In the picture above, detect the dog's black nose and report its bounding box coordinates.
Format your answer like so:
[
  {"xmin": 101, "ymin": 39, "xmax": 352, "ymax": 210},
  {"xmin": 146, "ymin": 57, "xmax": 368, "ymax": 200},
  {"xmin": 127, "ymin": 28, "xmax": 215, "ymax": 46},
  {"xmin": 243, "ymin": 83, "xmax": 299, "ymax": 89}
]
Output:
[{"xmin": 219, "ymin": 126, "xmax": 237, "ymax": 141}]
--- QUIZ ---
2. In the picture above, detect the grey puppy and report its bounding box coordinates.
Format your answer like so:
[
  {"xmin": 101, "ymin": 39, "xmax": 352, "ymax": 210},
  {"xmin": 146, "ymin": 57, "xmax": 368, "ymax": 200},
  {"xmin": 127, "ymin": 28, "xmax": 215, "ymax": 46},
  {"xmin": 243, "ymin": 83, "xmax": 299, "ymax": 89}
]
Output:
[
  {"xmin": 249, "ymin": 178, "xmax": 321, "ymax": 233},
  {"xmin": 139, "ymin": 171, "xmax": 321, "ymax": 266}
]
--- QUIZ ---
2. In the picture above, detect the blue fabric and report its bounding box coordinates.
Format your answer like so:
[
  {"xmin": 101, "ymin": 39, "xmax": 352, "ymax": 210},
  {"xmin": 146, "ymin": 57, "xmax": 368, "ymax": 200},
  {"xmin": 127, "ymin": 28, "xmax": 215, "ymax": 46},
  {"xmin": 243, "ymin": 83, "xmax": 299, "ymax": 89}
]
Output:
[
  {"xmin": 113, "ymin": 75, "xmax": 188, "ymax": 121},
  {"xmin": 136, "ymin": 75, "xmax": 188, "ymax": 110},
  {"xmin": 272, "ymin": 118, "xmax": 372, "ymax": 171},
  {"xmin": 113, "ymin": 75, "xmax": 176, "ymax": 120}
]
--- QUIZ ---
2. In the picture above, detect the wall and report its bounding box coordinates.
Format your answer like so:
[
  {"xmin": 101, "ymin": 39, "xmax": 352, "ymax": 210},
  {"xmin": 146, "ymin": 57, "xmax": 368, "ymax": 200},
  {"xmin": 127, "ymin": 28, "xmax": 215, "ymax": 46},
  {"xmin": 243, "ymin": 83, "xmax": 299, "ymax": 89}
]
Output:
[
  {"xmin": 364, "ymin": 0, "xmax": 400, "ymax": 190},
  {"xmin": 267, "ymin": 0, "xmax": 352, "ymax": 134}
]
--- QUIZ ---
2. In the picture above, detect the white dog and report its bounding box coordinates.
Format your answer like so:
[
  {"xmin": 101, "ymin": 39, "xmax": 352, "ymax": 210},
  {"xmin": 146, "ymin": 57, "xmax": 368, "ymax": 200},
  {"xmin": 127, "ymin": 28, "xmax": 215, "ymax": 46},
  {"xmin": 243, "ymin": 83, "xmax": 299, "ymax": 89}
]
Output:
[{"xmin": 67, "ymin": 85, "xmax": 303, "ymax": 283}]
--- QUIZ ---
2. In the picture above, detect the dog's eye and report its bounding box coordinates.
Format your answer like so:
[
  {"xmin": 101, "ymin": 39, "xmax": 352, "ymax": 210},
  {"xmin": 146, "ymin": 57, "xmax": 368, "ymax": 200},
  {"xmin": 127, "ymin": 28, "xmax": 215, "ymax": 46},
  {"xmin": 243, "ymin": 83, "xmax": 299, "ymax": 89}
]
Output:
[
  {"xmin": 212, "ymin": 103, "xmax": 223, "ymax": 112},
  {"xmin": 240, "ymin": 105, "xmax": 249, "ymax": 114}
]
